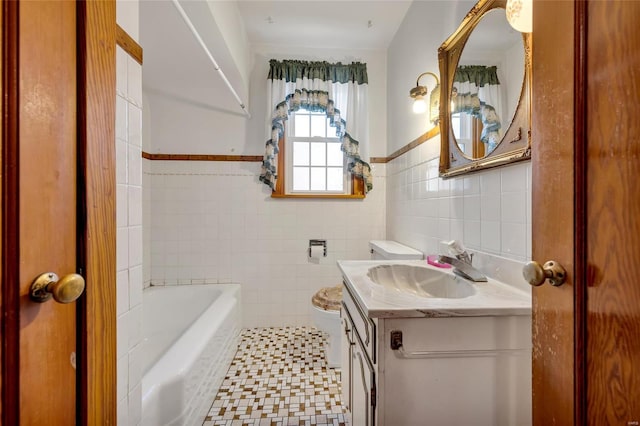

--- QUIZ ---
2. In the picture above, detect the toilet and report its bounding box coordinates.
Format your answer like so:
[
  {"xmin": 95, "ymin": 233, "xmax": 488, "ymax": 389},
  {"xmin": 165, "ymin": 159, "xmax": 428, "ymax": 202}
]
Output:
[
  {"xmin": 311, "ymin": 285, "xmax": 343, "ymax": 368},
  {"xmin": 368, "ymin": 240, "xmax": 424, "ymax": 261},
  {"xmin": 311, "ymin": 240, "xmax": 423, "ymax": 368}
]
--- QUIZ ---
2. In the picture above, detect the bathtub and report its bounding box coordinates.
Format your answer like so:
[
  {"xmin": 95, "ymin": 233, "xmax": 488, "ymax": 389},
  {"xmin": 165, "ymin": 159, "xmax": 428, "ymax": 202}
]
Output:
[{"xmin": 141, "ymin": 284, "xmax": 241, "ymax": 426}]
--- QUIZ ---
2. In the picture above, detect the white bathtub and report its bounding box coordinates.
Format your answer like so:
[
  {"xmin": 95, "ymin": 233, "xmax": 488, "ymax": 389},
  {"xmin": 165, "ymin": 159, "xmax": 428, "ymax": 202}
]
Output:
[{"xmin": 141, "ymin": 284, "xmax": 241, "ymax": 426}]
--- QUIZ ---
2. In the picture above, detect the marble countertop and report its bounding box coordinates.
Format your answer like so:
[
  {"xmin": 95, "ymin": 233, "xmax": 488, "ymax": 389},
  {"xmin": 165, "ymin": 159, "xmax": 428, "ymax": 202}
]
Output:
[{"xmin": 337, "ymin": 260, "xmax": 532, "ymax": 319}]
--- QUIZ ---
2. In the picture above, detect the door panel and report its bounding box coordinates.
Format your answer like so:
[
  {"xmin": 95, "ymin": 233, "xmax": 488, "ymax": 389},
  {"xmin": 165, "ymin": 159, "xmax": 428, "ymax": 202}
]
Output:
[
  {"xmin": 340, "ymin": 314, "xmax": 353, "ymax": 412},
  {"xmin": 533, "ymin": 0, "xmax": 640, "ymax": 424},
  {"xmin": 76, "ymin": 1, "xmax": 117, "ymax": 423},
  {"xmin": 19, "ymin": 1, "xmax": 77, "ymax": 423},
  {"xmin": 586, "ymin": 1, "xmax": 640, "ymax": 422},
  {"xmin": 2, "ymin": 0, "xmax": 116, "ymax": 423},
  {"xmin": 351, "ymin": 338, "xmax": 374, "ymax": 426},
  {"xmin": 531, "ymin": 1, "xmax": 577, "ymax": 423}
]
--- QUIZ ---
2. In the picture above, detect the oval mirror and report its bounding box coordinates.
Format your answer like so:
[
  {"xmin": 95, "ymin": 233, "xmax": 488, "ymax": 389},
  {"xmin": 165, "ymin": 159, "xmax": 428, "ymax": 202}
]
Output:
[
  {"xmin": 438, "ymin": 0, "xmax": 531, "ymax": 177},
  {"xmin": 451, "ymin": 8, "xmax": 524, "ymax": 158}
]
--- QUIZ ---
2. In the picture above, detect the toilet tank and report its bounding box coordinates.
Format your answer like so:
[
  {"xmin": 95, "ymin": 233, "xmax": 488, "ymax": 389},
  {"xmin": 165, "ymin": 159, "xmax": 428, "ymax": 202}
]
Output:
[{"xmin": 369, "ymin": 240, "xmax": 423, "ymax": 260}]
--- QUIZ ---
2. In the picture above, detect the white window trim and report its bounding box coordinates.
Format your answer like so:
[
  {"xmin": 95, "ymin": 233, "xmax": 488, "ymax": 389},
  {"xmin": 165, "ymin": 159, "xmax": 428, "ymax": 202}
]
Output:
[
  {"xmin": 285, "ymin": 109, "xmax": 351, "ymax": 195},
  {"xmin": 451, "ymin": 111, "xmax": 474, "ymax": 155}
]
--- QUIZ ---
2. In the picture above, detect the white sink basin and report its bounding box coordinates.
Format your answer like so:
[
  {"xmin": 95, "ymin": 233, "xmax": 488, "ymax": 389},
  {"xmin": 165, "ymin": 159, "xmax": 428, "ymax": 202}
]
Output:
[{"xmin": 367, "ymin": 264, "xmax": 476, "ymax": 299}]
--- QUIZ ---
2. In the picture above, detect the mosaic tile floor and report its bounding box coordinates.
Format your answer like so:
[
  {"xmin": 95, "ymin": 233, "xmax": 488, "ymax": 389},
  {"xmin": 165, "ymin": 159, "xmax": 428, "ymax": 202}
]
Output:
[{"xmin": 203, "ymin": 327, "xmax": 348, "ymax": 426}]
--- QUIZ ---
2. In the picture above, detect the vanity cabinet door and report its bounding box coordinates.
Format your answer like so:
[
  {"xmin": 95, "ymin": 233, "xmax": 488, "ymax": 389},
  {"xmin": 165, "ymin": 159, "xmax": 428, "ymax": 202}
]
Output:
[
  {"xmin": 351, "ymin": 337, "xmax": 376, "ymax": 426},
  {"xmin": 340, "ymin": 313, "xmax": 353, "ymax": 412}
]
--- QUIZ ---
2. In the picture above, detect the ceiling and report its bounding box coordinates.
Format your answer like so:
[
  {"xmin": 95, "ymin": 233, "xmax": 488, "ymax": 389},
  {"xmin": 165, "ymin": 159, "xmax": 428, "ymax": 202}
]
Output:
[
  {"xmin": 236, "ymin": 1, "xmax": 412, "ymax": 50},
  {"xmin": 140, "ymin": 1, "xmax": 413, "ymax": 117},
  {"xmin": 141, "ymin": 1, "xmax": 249, "ymax": 115},
  {"xmin": 463, "ymin": 7, "xmax": 522, "ymax": 52}
]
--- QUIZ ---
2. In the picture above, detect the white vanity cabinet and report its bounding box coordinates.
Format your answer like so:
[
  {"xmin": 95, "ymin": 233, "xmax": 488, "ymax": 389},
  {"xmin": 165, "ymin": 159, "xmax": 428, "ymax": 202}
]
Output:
[
  {"xmin": 341, "ymin": 283, "xmax": 377, "ymax": 425},
  {"xmin": 339, "ymin": 274, "xmax": 532, "ymax": 426},
  {"xmin": 351, "ymin": 335, "xmax": 375, "ymax": 426}
]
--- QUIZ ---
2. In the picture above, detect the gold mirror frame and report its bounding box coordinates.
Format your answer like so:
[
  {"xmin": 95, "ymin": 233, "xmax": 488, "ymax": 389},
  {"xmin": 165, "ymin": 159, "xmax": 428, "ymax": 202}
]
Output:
[{"xmin": 438, "ymin": 0, "xmax": 531, "ymax": 178}]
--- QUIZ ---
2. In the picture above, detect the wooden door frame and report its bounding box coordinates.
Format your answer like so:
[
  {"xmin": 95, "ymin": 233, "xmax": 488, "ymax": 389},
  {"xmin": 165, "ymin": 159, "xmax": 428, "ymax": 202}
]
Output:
[
  {"xmin": 532, "ymin": 0, "xmax": 587, "ymax": 424},
  {"xmin": 1, "ymin": 0, "xmax": 20, "ymax": 420},
  {"xmin": 77, "ymin": 1, "xmax": 117, "ymax": 424},
  {"xmin": 573, "ymin": 1, "xmax": 587, "ymax": 423},
  {"xmin": 1, "ymin": 1, "xmax": 116, "ymax": 424}
]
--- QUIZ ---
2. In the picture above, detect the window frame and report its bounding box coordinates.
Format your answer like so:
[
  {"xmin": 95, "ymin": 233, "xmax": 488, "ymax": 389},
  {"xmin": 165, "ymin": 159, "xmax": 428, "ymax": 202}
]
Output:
[
  {"xmin": 451, "ymin": 112, "xmax": 485, "ymax": 158},
  {"xmin": 271, "ymin": 109, "xmax": 365, "ymax": 199},
  {"xmin": 286, "ymin": 109, "xmax": 349, "ymax": 195}
]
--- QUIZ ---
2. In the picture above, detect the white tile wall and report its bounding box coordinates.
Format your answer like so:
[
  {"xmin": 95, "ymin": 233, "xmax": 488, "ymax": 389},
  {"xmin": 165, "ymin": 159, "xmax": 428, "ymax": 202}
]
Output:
[
  {"xmin": 143, "ymin": 158, "xmax": 152, "ymax": 289},
  {"xmin": 386, "ymin": 134, "xmax": 532, "ymax": 263},
  {"xmin": 146, "ymin": 161, "xmax": 386, "ymax": 327},
  {"xmin": 116, "ymin": 40, "xmax": 144, "ymax": 424}
]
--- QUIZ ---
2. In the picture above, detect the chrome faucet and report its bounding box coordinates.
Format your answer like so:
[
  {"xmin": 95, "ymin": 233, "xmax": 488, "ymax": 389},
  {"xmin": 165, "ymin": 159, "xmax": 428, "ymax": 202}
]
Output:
[
  {"xmin": 447, "ymin": 240, "xmax": 474, "ymax": 265},
  {"xmin": 439, "ymin": 240, "xmax": 487, "ymax": 282},
  {"xmin": 438, "ymin": 255, "xmax": 488, "ymax": 282}
]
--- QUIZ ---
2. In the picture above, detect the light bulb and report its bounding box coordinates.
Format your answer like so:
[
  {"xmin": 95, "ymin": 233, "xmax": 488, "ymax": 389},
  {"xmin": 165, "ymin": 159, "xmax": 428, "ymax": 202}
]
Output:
[
  {"xmin": 506, "ymin": 0, "xmax": 532, "ymax": 33},
  {"xmin": 412, "ymin": 98, "xmax": 427, "ymax": 114}
]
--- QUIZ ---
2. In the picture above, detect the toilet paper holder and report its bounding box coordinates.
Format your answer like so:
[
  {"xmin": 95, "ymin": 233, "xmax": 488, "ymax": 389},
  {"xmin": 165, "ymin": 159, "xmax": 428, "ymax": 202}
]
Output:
[{"xmin": 309, "ymin": 239, "xmax": 327, "ymax": 257}]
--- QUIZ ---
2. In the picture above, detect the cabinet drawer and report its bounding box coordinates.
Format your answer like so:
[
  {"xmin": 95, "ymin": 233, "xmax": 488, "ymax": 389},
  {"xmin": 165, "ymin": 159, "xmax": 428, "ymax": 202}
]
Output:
[{"xmin": 342, "ymin": 281, "xmax": 376, "ymax": 364}]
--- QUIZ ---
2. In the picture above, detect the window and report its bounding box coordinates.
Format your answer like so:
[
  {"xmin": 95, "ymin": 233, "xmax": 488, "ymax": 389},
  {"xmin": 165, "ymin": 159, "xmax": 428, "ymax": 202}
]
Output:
[
  {"xmin": 287, "ymin": 109, "xmax": 347, "ymax": 194},
  {"xmin": 269, "ymin": 107, "xmax": 366, "ymax": 199},
  {"xmin": 451, "ymin": 112, "xmax": 471, "ymax": 154},
  {"xmin": 451, "ymin": 112, "xmax": 485, "ymax": 158}
]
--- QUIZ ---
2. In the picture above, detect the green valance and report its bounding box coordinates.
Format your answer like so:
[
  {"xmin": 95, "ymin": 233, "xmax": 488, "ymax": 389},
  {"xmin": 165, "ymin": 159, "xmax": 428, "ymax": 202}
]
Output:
[
  {"xmin": 453, "ymin": 65, "xmax": 500, "ymax": 87},
  {"xmin": 268, "ymin": 59, "xmax": 368, "ymax": 85}
]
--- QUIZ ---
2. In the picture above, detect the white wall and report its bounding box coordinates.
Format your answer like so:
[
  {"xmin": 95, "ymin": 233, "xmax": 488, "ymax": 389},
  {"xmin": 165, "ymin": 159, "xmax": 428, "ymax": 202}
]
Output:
[
  {"xmin": 387, "ymin": 0, "xmax": 475, "ymax": 152},
  {"xmin": 147, "ymin": 160, "xmax": 386, "ymax": 327},
  {"xmin": 116, "ymin": 2, "xmax": 144, "ymax": 425},
  {"xmin": 386, "ymin": 136, "xmax": 531, "ymax": 261},
  {"xmin": 144, "ymin": 89, "xmax": 249, "ymax": 155},
  {"xmin": 385, "ymin": 0, "xmax": 531, "ymax": 264},
  {"xmin": 502, "ymin": 40, "xmax": 526, "ymax": 127},
  {"xmin": 206, "ymin": 1, "xmax": 251, "ymax": 89}
]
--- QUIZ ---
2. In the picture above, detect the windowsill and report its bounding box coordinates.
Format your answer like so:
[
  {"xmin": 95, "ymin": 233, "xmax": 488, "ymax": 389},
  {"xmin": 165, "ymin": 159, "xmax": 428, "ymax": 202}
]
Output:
[{"xmin": 270, "ymin": 193, "xmax": 365, "ymax": 199}]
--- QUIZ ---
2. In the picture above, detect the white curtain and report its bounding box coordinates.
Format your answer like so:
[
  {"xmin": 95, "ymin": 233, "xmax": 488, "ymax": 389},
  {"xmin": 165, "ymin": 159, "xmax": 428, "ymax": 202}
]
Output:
[
  {"xmin": 452, "ymin": 65, "xmax": 503, "ymax": 151},
  {"xmin": 259, "ymin": 60, "xmax": 372, "ymax": 192}
]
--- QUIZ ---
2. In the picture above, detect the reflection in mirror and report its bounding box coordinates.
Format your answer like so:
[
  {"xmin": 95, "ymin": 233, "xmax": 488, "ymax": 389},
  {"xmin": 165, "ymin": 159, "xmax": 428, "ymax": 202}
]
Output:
[
  {"xmin": 450, "ymin": 8, "xmax": 524, "ymax": 159},
  {"xmin": 438, "ymin": 0, "xmax": 531, "ymax": 178}
]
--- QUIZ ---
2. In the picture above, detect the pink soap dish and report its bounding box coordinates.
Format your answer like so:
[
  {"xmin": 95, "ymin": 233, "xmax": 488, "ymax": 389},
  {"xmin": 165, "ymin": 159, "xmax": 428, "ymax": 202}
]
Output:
[{"xmin": 427, "ymin": 255, "xmax": 452, "ymax": 268}]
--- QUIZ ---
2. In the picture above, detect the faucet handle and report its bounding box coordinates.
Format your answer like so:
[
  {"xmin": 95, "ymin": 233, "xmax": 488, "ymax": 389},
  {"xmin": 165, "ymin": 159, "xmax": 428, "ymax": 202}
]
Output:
[
  {"xmin": 455, "ymin": 252, "xmax": 473, "ymax": 265},
  {"xmin": 447, "ymin": 240, "xmax": 466, "ymax": 255}
]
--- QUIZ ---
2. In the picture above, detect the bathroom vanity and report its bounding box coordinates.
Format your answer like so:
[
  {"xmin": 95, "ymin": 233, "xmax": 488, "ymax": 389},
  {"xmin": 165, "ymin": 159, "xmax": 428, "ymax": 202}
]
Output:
[{"xmin": 338, "ymin": 260, "xmax": 532, "ymax": 426}]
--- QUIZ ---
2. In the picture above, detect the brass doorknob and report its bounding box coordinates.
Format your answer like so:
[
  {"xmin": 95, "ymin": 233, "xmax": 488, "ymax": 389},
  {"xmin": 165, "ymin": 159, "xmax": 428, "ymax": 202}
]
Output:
[
  {"xmin": 30, "ymin": 272, "xmax": 85, "ymax": 303},
  {"xmin": 523, "ymin": 261, "xmax": 567, "ymax": 287}
]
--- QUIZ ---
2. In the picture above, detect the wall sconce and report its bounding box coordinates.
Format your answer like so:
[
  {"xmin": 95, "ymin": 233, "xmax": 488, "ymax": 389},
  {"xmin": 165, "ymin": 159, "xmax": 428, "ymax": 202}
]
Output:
[
  {"xmin": 506, "ymin": 0, "xmax": 532, "ymax": 33},
  {"xmin": 409, "ymin": 71, "xmax": 440, "ymax": 124}
]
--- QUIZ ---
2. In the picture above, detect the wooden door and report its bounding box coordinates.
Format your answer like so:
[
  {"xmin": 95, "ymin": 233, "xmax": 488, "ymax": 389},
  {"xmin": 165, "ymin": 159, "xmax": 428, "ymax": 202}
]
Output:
[
  {"xmin": 1, "ymin": 1, "xmax": 116, "ymax": 424},
  {"xmin": 532, "ymin": 0, "xmax": 640, "ymax": 424},
  {"xmin": 585, "ymin": 0, "xmax": 640, "ymax": 422},
  {"xmin": 18, "ymin": 1, "xmax": 78, "ymax": 424},
  {"xmin": 531, "ymin": 0, "xmax": 579, "ymax": 423}
]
